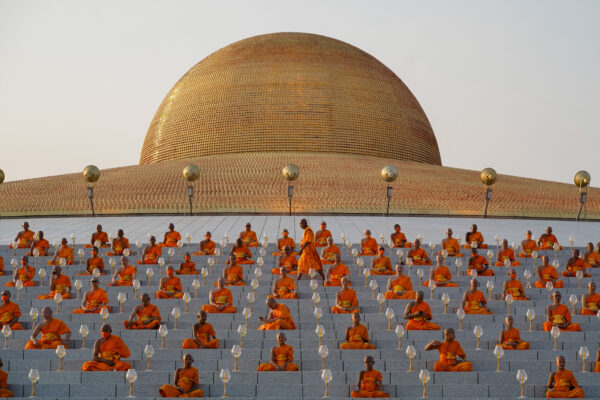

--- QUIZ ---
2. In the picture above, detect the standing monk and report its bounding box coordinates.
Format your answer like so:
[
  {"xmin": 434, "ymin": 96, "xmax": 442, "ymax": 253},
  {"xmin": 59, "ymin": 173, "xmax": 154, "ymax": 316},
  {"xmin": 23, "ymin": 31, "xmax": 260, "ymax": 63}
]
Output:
[
  {"xmin": 38, "ymin": 266, "xmax": 72, "ymax": 299},
  {"xmin": 518, "ymin": 230, "xmax": 538, "ymax": 258},
  {"xmin": 581, "ymin": 281, "xmax": 600, "ymax": 315},
  {"xmin": 563, "ymin": 249, "xmax": 591, "ymax": 277},
  {"xmin": 425, "ymin": 255, "xmax": 458, "ymax": 287},
  {"xmin": 297, "ymin": 218, "xmax": 325, "ymax": 280},
  {"xmin": 315, "ymin": 221, "xmax": 332, "ymax": 247},
  {"xmin": 257, "ymin": 333, "xmax": 299, "ymax": 371},
  {"xmin": 239, "ymin": 222, "xmax": 259, "ymax": 247},
  {"xmin": 385, "ymin": 264, "xmax": 415, "ymax": 299},
  {"xmin": 332, "ymin": 277, "xmax": 359, "ymax": 314},
  {"xmin": 370, "ymin": 247, "xmax": 393, "ymax": 275},
  {"xmin": 159, "ymin": 354, "xmax": 205, "ymax": 398},
  {"xmin": 82, "ymin": 324, "xmax": 131, "ymax": 371},
  {"xmin": 462, "ymin": 279, "xmax": 492, "ymax": 314},
  {"xmin": 324, "ymin": 254, "xmax": 350, "ymax": 287},
  {"xmin": 546, "ymin": 356, "xmax": 584, "ymax": 398},
  {"xmin": 583, "ymin": 242, "xmax": 600, "ymax": 267},
  {"xmin": 496, "ymin": 239, "xmax": 520, "ymax": 266},
  {"xmin": 73, "ymin": 278, "xmax": 110, "ymax": 314},
  {"xmin": 464, "ymin": 224, "xmax": 488, "ymax": 249},
  {"xmin": 48, "ymin": 238, "xmax": 74, "ymax": 265},
  {"xmin": 440, "ymin": 228, "xmax": 463, "ymax": 257},
  {"xmin": 350, "ymin": 356, "xmax": 389, "ymax": 398},
  {"xmin": 182, "ymin": 311, "xmax": 219, "ymax": 349},
  {"xmin": 109, "ymin": 256, "xmax": 137, "ymax": 286},
  {"xmin": 193, "ymin": 231, "xmax": 215, "ymax": 255},
  {"xmin": 320, "ymin": 237, "xmax": 341, "ymax": 265},
  {"xmin": 6, "ymin": 256, "xmax": 35, "ymax": 287},
  {"xmin": 269, "ymin": 267, "xmax": 298, "ymax": 299},
  {"xmin": 536, "ymin": 256, "xmax": 564, "ymax": 288},
  {"xmin": 273, "ymin": 229, "xmax": 296, "ymax": 256},
  {"xmin": 468, "ymin": 248, "xmax": 494, "ymax": 276},
  {"xmin": 177, "ymin": 253, "xmax": 197, "ymax": 275},
  {"xmin": 543, "ymin": 291, "xmax": 581, "ymax": 332},
  {"xmin": 407, "ymin": 239, "xmax": 431, "ymax": 265},
  {"xmin": 0, "ymin": 291, "xmax": 24, "ymax": 330},
  {"xmin": 156, "ymin": 265, "xmax": 184, "ymax": 298},
  {"xmin": 107, "ymin": 229, "xmax": 129, "ymax": 256},
  {"xmin": 229, "ymin": 239, "xmax": 254, "ymax": 265},
  {"xmin": 404, "ymin": 291, "xmax": 440, "ymax": 330},
  {"xmin": 84, "ymin": 224, "xmax": 109, "ymax": 248},
  {"xmin": 391, "ymin": 224, "xmax": 411, "ymax": 248},
  {"xmin": 341, "ymin": 313, "xmax": 376, "ymax": 349},
  {"xmin": 28, "ymin": 231, "xmax": 49, "ymax": 256},
  {"xmin": 24, "ymin": 307, "xmax": 70, "ymax": 349},
  {"xmin": 202, "ymin": 278, "xmax": 236, "ymax": 313},
  {"xmin": 498, "ymin": 315, "xmax": 530, "ymax": 350},
  {"xmin": 159, "ymin": 223, "xmax": 181, "ymax": 247},
  {"xmin": 258, "ymin": 298, "xmax": 296, "ymax": 330},
  {"xmin": 9, "ymin": 222, "xmax": 34, "ymax": 249},
  {"xmin": 138, "ymin": 236, "xmax": 162, "ymax": 265},
  {"xmin": 425, "ymin": 328, "xmax": 473, "ymax": 372},
  {"xmin": 81, "ymin": 247, "xmax": 105, "ymax": 275},
  {"xmin": 502, "ymin": 269, "xmax": 529, "ymax": 300},
  {"xmin": 123, "ymin": 293, "xmax": 161, "ymax": 330},
  {"xmin": 538, "ymin": 226, "xmax": 562, "ymax": 251}
]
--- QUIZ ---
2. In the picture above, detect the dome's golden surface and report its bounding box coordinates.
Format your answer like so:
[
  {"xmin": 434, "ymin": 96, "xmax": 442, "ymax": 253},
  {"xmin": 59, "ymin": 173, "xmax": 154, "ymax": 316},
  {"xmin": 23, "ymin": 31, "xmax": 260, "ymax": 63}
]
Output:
[{"xmin": 140, "ymin": 32, "xmax": 441, "ymax": 165}]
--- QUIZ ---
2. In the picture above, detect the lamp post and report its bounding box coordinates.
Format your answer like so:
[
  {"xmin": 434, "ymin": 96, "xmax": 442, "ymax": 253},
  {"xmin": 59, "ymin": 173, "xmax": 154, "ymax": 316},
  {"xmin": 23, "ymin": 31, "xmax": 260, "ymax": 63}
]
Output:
[
  {"xmin": 0, "ymin": 168, "xmax": 3, "ymax": 218},
  {"xmin": 574, "ymin": 170, "xmax": 591, "ymax": 221},
  {"xmin": 381, "ymin": 165, "xmax": 398, "ymax": 216},
  {"xmin": 83, "ymin": 165, "xmax": 100, "ymax": 217},
  {"xmin": 182, "ymin": 164, "xmax": 200, "ymax": 216},
  {"xmin": 282, "ymin": 164, "xmax": 300, "ymax": 216},
  {"xmin": 480, "ymin": 167, "xmax": 497, "ymax": 218}
]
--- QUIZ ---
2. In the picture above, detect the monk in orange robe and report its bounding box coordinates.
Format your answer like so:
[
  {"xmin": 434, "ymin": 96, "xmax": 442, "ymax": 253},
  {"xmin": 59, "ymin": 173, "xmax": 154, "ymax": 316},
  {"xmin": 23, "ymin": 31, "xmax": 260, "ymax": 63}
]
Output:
[
  {"xmin": 468, "ymin": 248, "xmax": 494, "ymax": 276},
  {"xmin": 229, "ymin": 239, "xmax": 254, "ymax": 265},
  {"xmin": 159, "ymin": 223, "xmax": 181, "ymax": 247},
  {"xmin": 107, "ymin": 229, "xmax": 129, "ymax": 256},
  {"xmin": 495, "ymin": 239, "xmax": 521, "ymax": 266},
  {"xmin": 315, "ymin": 221, "xmax": 332, "ymax": 247},
  {"xmin": 0, "ymin": 257, "xmax": 3, "ymax": 276},
  {"xmin": 543, "ymin": 291, "xmax": 581, "ymax": 331},
  {"xmin": 581, "ymin": 281, "xmax": 600, "ymax": 315},
  {"xmin": 177, "ymin": 253, "xmax": 198, "ymax": 275},
  {"xmin": 498, "ymin": 315, "xmax": 530, "ymax": 350},
  {"xmin": 182, "ymin": 311, "xmax": 219, "ymax": 349},
  {"xmin": 538, "ymin": 226, "xmax": 562, "ymax": 251},
  {"xmin": 320, "ymin": 237, "xmax": 341, "ymax": 265},
  {"xmin": 385, "ymin": 264, "xmax": 416, "ymax": 299},
  {"xmin": 463, "ymin": 224, "xmax": 488, "ymax": 249},
  {"xmin": 332, "ymin": 277, "xmax": 359, "ymax": 314},
  {"xmin": 425, "ymin": 255, "xmax": 459, "ymax": 287},
  {"xmin": 28, "ymin": 230, "xmax": 49, "ymax": 256},
  {"xmin": 371, "ymin": 247, "xmax": 393, "ymax": 275},
  {"xmin": 219, "ymin": 257, "xmax": 246, "ymax": 286},
  {"xmin": 274, "ymin": 246, "xmax": 298, "ymax": 275},
  {"xmin": 0, "ymin": 291, "xmax": 24, "ymax": 330},
  {"xmin": 138, "ymin": 236, "xmax": 162, "ymax": 264},
  {"xmin": 38, "ymin": 266, "xmax": 72, "ymax": 299},
  {"xmin": 583, "ymin": 242, "xmax": 600, "ymax": 267},
  {"xmin": 6, "ymin": 256, "xmax": 35, "ymax": 287},
  {"xmin": 440, "ymin": 228, "xmax": 463, "ymax": 257},
  {"xmin": 193, "ymin": 231, "xmax": 216, "ymax": 255},
  {"xmin": 258, "ymin": 298, "xmax": 296, "ymax": 330},
  {"xmin": 502, "ymin": 269, "xmax": 529, "ymax": 300},
  {"xmin": 0, "ymin": 359, "xmax": 13, "ymax": 398},
  {"xmin": 73, "ymin": 278, "xmax": 110, "ymax": 313},
  {"xmin": 240, "ymin": 222, "xmax": 259, "ymax": 247},
  {"xmin": 156, "ymin": 266, "xmax": 184, "ymax": 298},
  {"xmin": 79, "ymin": 247, "xmax": 105, "ymax": 275},
  {"xmin": 546, "ymin": 356, "xmax": 584, "ymax": 398},
  {"xmin": 391, "ymin": 224, "xmax": 411, "ymax": 248},
  {"xmin": 426, "ymin": 328, "xmax": 473, "ymax": 372},
  {"xmin": 536, "ymin": 256, "xmax": 564, "ymax": 288},
  {"xmin": 110, "ymin": 257, "xmax": 137, "ymax": 286},
  {"xmin": 462, "ymin": 279, "xmax": 492, "ymax": 314},
  {"xmin": 297, "ymin": 218, "xmax": 325, "ymax": 280},
  {"xmin": 159, "ymin": 354, "xmax": 205, "ymax": 398},
  {"xmin": 404, "ymin": 291, "xmax": 441, "ymax": 330},
  {"xmin": 595, "ymin": 348, "xmax": 600, "ymax": 373},
  {"xmin": 257, "ymin": 333, "xmax": 299, "ymax": 371},
  {"xmin": 84, "ymin": 224, "xmax": 110, "ymax": 248},
  {"xmin": 407, "ymin": 239, "xmax": 431, "ymax": 265},
  {"xmin": 269, "ymin": 267, "xmax": 298, "ymax": 299},
  {"xmin": 324, "ymin": 254, "xmax": 350, "ymax": 287},
  {"xmin": 48, "ymin": 238, "xmax": 74, "ymax": 265},
  {"xmin": 24, "ymin": 307, "xmax": 70, "ymax": 349},
  {"xmin": 9, "ymin": 222, "xmax": 34, "ymax": 249},
  {"xmin": 341, "ymin": 313, "xmax": 376, "ymax": 349},
  {"xmin": 360, "ymin": 230, "xmax": 379, "ymax": 256},
  {"xmin": 82, "ymin": 324, "xmax": 131, "ymax": 371},
  {"xmin": 273, "ymin": 229, "xmax": 296, "ymax": 256},
  {"xmin": 351, "ymin": 356, "xmax": 389, "ymax": 398},
  {"xmin": 202, "ymin": 278, "xmax": 237, "ymax": 313},
  {"xmin": 518, "ymin": 230, "xmax": 538, "ymax": 258},
  {"xmin": 563, "ymin": 249, "xmax": 591, "ymax": 277},
  {"xmin": 124, "ymin": 293, "xmax": 161, "ymax": 329}
]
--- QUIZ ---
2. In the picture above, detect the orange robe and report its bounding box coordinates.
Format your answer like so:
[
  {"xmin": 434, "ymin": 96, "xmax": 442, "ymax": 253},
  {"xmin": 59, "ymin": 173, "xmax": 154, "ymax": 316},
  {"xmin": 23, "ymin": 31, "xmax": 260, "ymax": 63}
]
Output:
[
  {"xmin": 258, "ymin": 304, "xmax": 296, "ymax": 330},
  {"xmin": 182, "ymin": 323, "xmax": 219, "ymax": 349},
  {"xmin": 159, "ymin": 366, "xmax": 205, "ymax": 398},
  {"xmin": 434, "ymin": 340, "xmax": 473, "ymax": 372},
  {"xmin": 138, "ymin": 245, "xmax": 162, "ymax": 264},
  {"xmin": 232, "ymin": 245, "xmax": 254, "ymax": 264},
  {"xmin": 123, "ymin": 304, "xmax": 161, "ymax": 329},
  {"xmin": 385, "ymin": 276, "xmax": 415, "ymax": 299},
  {"xmin": 581, "ymin": 293, "xmax": 600, "ymax": 315},
  {"xmin": 0, "ymin": 302, "xmax": 24, "ymax": 330},
  {"xmin": 464, "ymin": 291, "xmax": 492, "ymax": 314},
  {"xmin": 505, "ymin": 279, "xmax": 528, "ymax": 300},
  {"xmin": 371, "ymin": 256, "xmax": 393, "ymax": 275},
  {"xmin": 321, "ymin": 244, "xmax": 341, "ymax": 264},
  {"xmin": 274, "ymin": 255, "xmax": 298, "ymax": 275},
  {"xmin": 73, "ymin": 288, "xmax": 110, "ymax": 313},
  {"xmin": 464, "ymin": 231, "xmax": 488, "ymax": 249},
  {"xmin": 441, "ymin": 238, "xmax": 463, "ymax": 256},
  {"xmin": 563, "ymin": 258, "xmax": 591, "ymax": 277},
  {"xmin": 360, "ymin": 238, "xmax": 378, "ymax": 256},
  {"xmin": 79, "ymin": 256, "xmax": 105, "ymax": 275},
  {"xmin": 546, "ymin": 370, "xmax": 584, "ymax": 398},
  {"xmin": 315, "ymin": 229, "xmax": 332, "ymax": 247},
  {"xmin": 332, "ymin": 289, "xmax": 359, "ymax": 314},
  {"xmin": 193, "ymin": 240, "xmax": 215, "ymax": 255},
  {"xmin": 38, "ymin": 274, "xmax": 72, "ymax": 299},
  {"xmin": 270, "ymin": 276, "xmax": 298, "ymax": 299},
  {"xmin": 81, "ymin": 334, "xmax": 131, "ymax": 371},
  {"xmin": 106, "ymin": 237, "xmax": 129, "ymax": 256},
  {"xmin": 5, "ymin": 265, "xmax": 35, "ymax": 287},
  {"xmin": 543, "ymin": 304, "xmax": 581, "ymax": 331},
  {"xmin": 535, "ymin": 266, "xmax": 564, "ymax": 288},
  {"xmin": 157, "ymin": 276, "xmax": 184, "ymax": 298},
  {"xmin": 409, "ymin": 248, "xmax": 431, "ymax": 265},
  {"xmin": 85, "ymin": 231, "xmax": 110, "ymax": 248},
  {"xmin": 219, "ymin": 264, "xmax": 245, "ymax": 286},
  {"xmin": 178, "ymin": 261, "xmax": 197, "ymax": 275},
  {"xmin": 424, "ymin": 265, "xmax": 459, "ymax": 287},
  {"xmin": 341, "ymin": 324, "xmax": 376, "ymax": 349},
  {"xmin": 10, "ymin": 230, "xmax": 34, "ymax": 248},
  {"xmin": 324, "ymin": 263, "xmax": 349, "ymax": 286},
  {"xmin": 351, "ymin": 369, "xmax": 389, "ymax": 398},
  {"xmin": 495, "ymin": 249, "xmax": 521, "ymax": 266},
  {"xmin": 201, "ymin": 288, "xmax": 237, "ymax": 313},
  {"xmin": 24, "ymin": 318, "xmax": 70, "ymax": 349},
  {"xmin": 0, "ymin": 257, "xmax": 3, "ymax": 275},
  {"xmin": 0, "ymin": 369, "xmax": 13, "ymax": 398},
  {"xmin": 109, "ymin": 265, "xmax": 137, "ymax": 286},
  {"xmin": 257, "ymin": 344, "xmax": 299, "ymax": 371},
  {"xmin": 392, "ymin": 232, "xmax": 412, "ymax": 248},
  {"xmin": 518, "ymin": 239, "xmax": 538, "ymax": 257},
  {"xmin": 241, "ymin": 231, "xmax": 259, "ymax": 247},
  {"xmin": 48, "ymin": 245, "xmax": 74, "ymax": 265},
  {"xmin": 28, "ymin": 238, "xmax": 50, "ymax": 256},
  {"xmin": 539, "ymin": 234, "xmax": 561, "ymax": 250},
  {"xmin": 468, "ymin": 255, "xmax": 494, "ymax": 276},
  {"xmin": 272, "ymin": 237, "xmax": 296, "ymax": 255},
  {"xmin": 406, "ymin": 302, "xmax": 440, "ymax": 330},
  {"xmin": 499, "ymin": 327, "xmax": 530, "ymax": 350},
  {"xmin": 160, "ymin": 231, "xmax": 181, "ymax": 247},
  {"xmin": 298, "ymin": 226, "xmax": 323, "ymax": 273}
]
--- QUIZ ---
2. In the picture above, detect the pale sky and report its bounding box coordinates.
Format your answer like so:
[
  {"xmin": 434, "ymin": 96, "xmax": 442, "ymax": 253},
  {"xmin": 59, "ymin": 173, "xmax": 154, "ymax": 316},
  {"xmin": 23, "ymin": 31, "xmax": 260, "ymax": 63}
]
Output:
[{"xmin": 1, "ymin": 0, "xmax": 598, "ymax": 185}]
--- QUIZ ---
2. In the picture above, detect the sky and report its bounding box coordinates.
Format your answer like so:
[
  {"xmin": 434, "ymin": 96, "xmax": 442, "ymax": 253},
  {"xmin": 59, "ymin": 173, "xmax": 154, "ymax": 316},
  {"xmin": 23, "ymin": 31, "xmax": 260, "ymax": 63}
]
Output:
[{"xmin": 1, "ymin": 0, "xmax": 598, "ymax": 185}]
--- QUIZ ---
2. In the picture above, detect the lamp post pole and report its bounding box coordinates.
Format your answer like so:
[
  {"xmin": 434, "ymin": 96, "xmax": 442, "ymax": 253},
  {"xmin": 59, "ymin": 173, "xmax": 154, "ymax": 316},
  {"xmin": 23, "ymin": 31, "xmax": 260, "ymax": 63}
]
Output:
[
  {"xmin": 480, "ymin": 168, "xmax": 497, "ymax": 218},
  {"xmin": 282, "ymin": 164, "xmax": 299, "ymax": 216},
  {"xmin": 381, "ymin": 166, "xmax": 398, "ymax": 216},
  {"xmin": 82, "ymin": 165, "xmax": 100, "ymax": 217},
  {"xmin": 574, "ymin": 171, "xmax": 590, "ymax": 222},
  {"xmin": 182, "ymin": 165, "xmax": 200, "ymax": 216}
]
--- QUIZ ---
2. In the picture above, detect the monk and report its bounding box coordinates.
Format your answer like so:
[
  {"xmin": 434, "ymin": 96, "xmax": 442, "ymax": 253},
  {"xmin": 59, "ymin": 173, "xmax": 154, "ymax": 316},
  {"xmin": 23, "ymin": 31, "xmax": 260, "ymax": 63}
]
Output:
[
  {"xmin": 258, "ymin": 298, "xmax": 296, "ymax": 330},
  {"xmin": 315, "ymin": 221, "xmax": 332, "ymax": 247},
  {"xmin": 81, "ymin": 246, "xmax": 105, "ymax": 275},
  {"xmin": 581, "ymin": 281, "xmax": 600, "ymax": 315},
  {"xmin": 462, "ymin": 279, "xmax": 492, "ymax": 314},
  {"xmin": 257, "ymin": 332, "xmax": 299, "ymax": 371},
  {"xmin": 24, "ymin": 307, "xmax": 70, "ymax": 349},
  {"xmin": 6, "ymin": 256, "xmax": 35, "ymax": 287},
  {"xmin": 297, "ymin": 218, "xmax": 325, "ymax": 280},
  {"xmin": 85, "ymin": 224, "xmax": 110, "ymax": 248},
  {"xmin": 536, "ymin": 256, "xmax": 564, "ymax": 288},
  {"xmin": 0, "ymin": 257, "xmax": 3, "ymax": 276},
  {"xmin": 425, "ymin": 255, "xmax": 459, "ymax": 287},
  {"xmin": 73, "ymin": 278, "xmax": 110, "ymax": 313},
  {"xmin": 240, "ymin": 222, "xmax": 259, "ymax": 247},
  {"xmin": 370, "ymin": 247, "xmax": 394, "ymax": 275},
  {"xmin": 407, "ymin": 239, "xmax": 431, "ymax": 265},
  {"xmin": 182, "ymin": 311, "xmax": 219, "ymax": 349},
  {"xmin": 495, "ymin": 239, "xmax": 521, "ymax": 267},
  {"xmin": 159, "ymin": 354, "xmax": 205, "ymax": 398},
  {"xmin": 440, "ymin": 228, "xmax": 463, "ymax": 257},
  {"xmin": 159, "ymin": 223, "xmax": 181, "ymax": 247},
  {"xmin": 157, "ymin": 265, "xmax": 184, "ymax": 298},
  {"xmin": 360, "ymin": 230, "xmax": 379, "ymax": 256},
  {"xmin": 110, "ymin": 257, "xmax": 137, "ymax": 286},
  {"xmin": 404, "ymin": 291, "xmax": 440, "ymax": 330},
  {"xmin": 391, "ymin": 224, "xmax": 411, "ymax": 248},
  {"xmin": 124, "ymin": 293, "xmax": 161, "ymax": 329},
  {"xmin": 351, "ymin": 356, "xmax": 389, "ymax": 398},
  {"xmin": 563, "ymin": 249, "xmax": 591, "ymax": 277},
  {"xmin": 341, "ymin": 313, "xmax": 376, "ymax": 349},
  {"xmin": 107, "ymin": 229, "xmax": 129, "ymax": 256},
  {"xmin": 425, "ymin": 328, "xmax": 473, "ymax": 372},
  {"xmin": 518, "ymin": 230, "xmax": 539, "ymax": 258},
  {"xmin": 498, "ymin": 315, "xmax": 530, "ymax": 350},
  {"xmin": 583, "ymin": 242, "xmax": 600, "ymax": 267},
  {"xmin": 546, "ymin": 356, "xmax": 584, "ymax": 398},
  {"xmin": 324, "ymin": 254, "xmax": 350, "ymax": 287},
  {"xmin": 385, "ymin": 264, "xmax": 416, "ymax": 299},
  {"xmin": 202, "ymin": 278, "xmax": 236, "ymax": 313},
  {"xmin": 38, "ymin": 266, "xmax": 72, "ymax": 299},
  {"xmin": 0, "ymin": 359, "xmax": 13, "ymax": 398},
  {"xmin": 229, "ymin": 239, "xmax": 254, "ymax": 265},
  {"xmin": 82, "ymin": 324, "xmax": 131, "ymax": 371},
  {"xmin": 468, "ymin": 248, "xmax": 493, "ymax": 276},
  {"xmin": 177, "ymin": 253, "xmax": 198, "ymax": 275},
  {"xmin": 193, "ymin": 231, "xmax": 215, "ymax": 255},
  {"xmin": 502, "ymin": 269, "xmax": 529, "ymax": 300},
  {"xmin": 332, "ymin": 277, "xmax": 359, "ymax": 314},
  {"xmin": 9, "ymin": 222, "xmax": 34, "ymax": 249},
  {"xmin": 464, "ymin": 224, "xmax": 488, "ymax": 249},
  {"xmin": 0, "ymin": 291, "xmax": 23, "ymax": 330},
  {"xmin": 595, "ymin": 348, "xmax": 600, "ymax": 373},
  {"xmin": 538, "ymin": 227, "xmax": 562, "ymax": 251},
  {"xmin": 220, "ymin": 256, "xmax": 246, "ymax": 286},
  {"xmin": 543, "ymin": 291, "xmax": 582, "ymax": 331},
  {"xmin": 320, "ymin": 237, "xmax": 341, "ymax": 265},
  {"xmin": 138, "ymin": 236, "xmax": 162, "ymax": 265},
  {"xmin": 28, "ymin": 231, "xmax": 49, "ymax": 256},
  {"xmin": 269, "ymin": 267, "xmax": 298, "ymax": 299},
  {"xmin": 274, "ymin": 246, "xmax": 298, "ymax": 275},
  {"xmin": 48, "ymin": 238, "xmax": 74, "ymax": 266},
  {"xmin": 273, "ymin": 229, "xmax": 296, "ymax": 256}
]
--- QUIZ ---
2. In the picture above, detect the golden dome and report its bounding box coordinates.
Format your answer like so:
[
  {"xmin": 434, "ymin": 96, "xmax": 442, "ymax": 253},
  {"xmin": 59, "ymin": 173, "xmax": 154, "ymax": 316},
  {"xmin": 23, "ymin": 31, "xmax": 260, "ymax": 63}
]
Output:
[{"xmin": 140, "ymin": 32, "xmax": 441, "ymax": 165}]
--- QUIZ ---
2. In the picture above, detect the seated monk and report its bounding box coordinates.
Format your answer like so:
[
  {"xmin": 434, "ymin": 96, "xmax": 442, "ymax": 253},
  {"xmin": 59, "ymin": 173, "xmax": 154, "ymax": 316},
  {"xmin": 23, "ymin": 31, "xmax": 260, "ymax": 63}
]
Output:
[
  {"xmin": 425, "ymin": 255, "xmax": 459, "ymax": 287},
  {"xmin": 269, "ymin": 267, "xmax": 298, "ymax": 299},
  {"xmin": 404, "ymin": 291, "xmax": 440, "ymax": 330},
  {"xmin": 229, "ymin": 239, "xmax": 254, "ymax": 265},
  {"xmin": 73, "ymin": 277, "xmax": 110, "ymax": 313},
  {"xmin": 257, "ymin": 332, "xmax": 299, "ymax": 371},
  {"xmin": 272, "ymin": 229, "xmax": 296, "ymax": 256},
  {"xmin": 124, "ymin": 293, "xmax": 161, "ymax": 329},
  {"xmin": 543, "ymin": 291, "xmax": 581, "ymax": 331},
  {"xmin": 498, "ymin": 315, "xmax": 530, "ymax": 350},
  {"xmin": 385, "ymin": 264, "xmax": 416, "ymax": 299},
  {"xmin": 563, "ymin": 249, "xmax": 591, "ymax": 277},
  {"xmin": 391, "ymin": 224, "xmax": 411, "ymax": 248},
  {"xmin": 595, "ymin": 348, "xmax": 600, "ymax": 373},
  {"xmin": 106, "ymin": 229, "xmax": 129, "ymax": 256},
  {"xmin": 193, "ymin": 231, "xmax": 215, "ymax": 255},
  {"xmin": 25, "ymin": 307, "xmax": 70, "ymax": 349},
  {"xmin": 315, "ymin": 221, "xmax": 332, "ymax": 248},
  {"xmin": 0, "ymin": 256, "xmax": 4, "ymax": 275},
  {"xmin": 84, "ymin": 224, "xmax": 110, "ymax": 248},
  {"xmin": 495, "ymin": 239, "xmax": 521, "ymax": 266},
  {"xmin": 468, "ymin": 248, "xmax": 494, "ymax": 276},
  {"xmin": 462, "ymin": 278, "xmax": 492, "ymax": 314},
  {"xmin": 407, "ymin": 239, "xmax": 431, "ymax": 265},
  {"xmin": 546, "ymin": 356, "xmax": 584, "ymax": 398},
  {"xmin": 177, "ymin": 253, "xmax": 198, "ymax": 275},
  {"xmin": 371, "ymin": 247, "xmax": 394, "ymax": 275},
  {"xmin": 159, "ymin": 354, "xmax": 205, "ymax": 398},
  {"xmin": 320, "ymin": 237, "xmax": 341, "ymax": 265},
  {"xmin": 157, "ymin": 266, "xmax": 184, "ymax": 298},
  {"xmin": 9, "ymin": 221, "xmax": 34, "ymax": 249},
  {"xmin": 274, "ymin": 246, "xmax": 298, "ymax": 275},
  {"xmin": 351, "ymin": 356, "xmax": 389, "ymax": 398},
  {"xmin": 581, "ymin": 281, "xmax": 600, "ymax": 315},
  {"xmin": 583, "ymin": 242, "xmax": 600, "ymax": 267},
  {"xmin": 324, "ymin": 254, "xmax": 350, "ymax": 287},
  {"xmin": 439, "ymin": 228, "xmax": 463, "ymax": 257},
  {"xmin": 538, "ymin": 226, "xmax": 562, "ymax": 251},
  {"xmin": 27, "ymin": 230, "xmax": 49, "ymax": 256},
  {"xmin": 0, "ymin": 290, "xmax": 24, "ymax": 330},
  {"xmin": 82, "ymin": 324, "xmax": 131, "ymax": 371},
  {"xmin": 78, "ymin": 246, "xmax": 105, "ymax": 275},
  {"xmin": 48, "ymin": 238, "xmax": 74, "ymax": 266},
  {"xmin": 159, "ymin": 223, "xmax": 181, "ymax": 247},
  {"xmin": 219, "ymin": 256, "xmax": 246, "ymax": 286},
  {"xmin": 297, "ymin": 218, "xmax": 325, "ymax": 280},
  {"xmin": 0, "ymin": 358, "xmax": 13, "ymax": 398},
  {"xmin": 202, "ymin": 278, "xmax": 237, "ymax": 313},
  {"xmin": 240, "ymin": 222, "xmax": 259, "ymax": 247},
  {"xmin": 502, "ymin": 269, "xmax": 529, "ymax": 300},
  {"xmin": 6, "ymin": 256, "xmax": 35, "ymax": 287},
  {"xmin": 109, "ymin": 257, "xmax": 137, "ymax": 286},
  {"xmin": 463, "ymin": 224, "xmax": 488, "ymax": 249},
  {"xmin": 332, "ymin": 277, "xmax": 359, "ymax": 314},
  {"xmin": 360, "ymin": 230, "xmax": 378, "ymax": 256},
  {"xmin": 258, "ymin": 298, "xmax": 296, "ymax": 330},
  {"xmin": 535, "ymin": 256, "xmax": 564, "ymax": 288},
  {"xmin": 518, "ymin": 230, "xmax": 539, "ymax": 258},
  {"xmin": 425, "ymin": 328, "xmax": 473, "ymax": 372},
  {"xmin": 341, "ymin": 313, "xmax": 376, "ymax": 349},
  {"xmin": 138, "ymin": 236, "xmax": 162, "ymax": 265},
  {"xmin": 38, "ymin": 266, "xmax": 72, "ymax": 299},
  {"xmin": 182, "ymin": 311, "xmax": 219, "ymax": 348}
]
